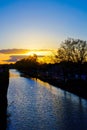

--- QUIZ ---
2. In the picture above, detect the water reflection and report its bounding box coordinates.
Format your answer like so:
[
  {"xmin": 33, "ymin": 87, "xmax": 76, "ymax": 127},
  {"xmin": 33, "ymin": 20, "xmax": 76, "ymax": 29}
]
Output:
[
  {"xmin": 9, "ymin": 69, "xmax": 20, "ymax": 78},
  {"xmin": 7, "ymin": 69, "xmax": 87, "ymax": 130}
]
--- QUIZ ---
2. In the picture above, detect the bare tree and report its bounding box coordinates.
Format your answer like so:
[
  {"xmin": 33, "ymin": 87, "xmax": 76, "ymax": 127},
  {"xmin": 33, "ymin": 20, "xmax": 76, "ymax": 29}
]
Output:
[
  {"xmin": 55, "ymin": 38, "xmax": 87, "ymax": 80},
  {"xmin": 55, "ymin": 38, "xmax": 87, "ymax": 64}
]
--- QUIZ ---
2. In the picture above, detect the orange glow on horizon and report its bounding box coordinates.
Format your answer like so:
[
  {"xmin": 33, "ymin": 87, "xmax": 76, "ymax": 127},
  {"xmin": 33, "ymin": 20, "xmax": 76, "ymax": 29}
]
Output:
[
  {"xmin": 0, "ymin": 53, "xmax": 10, "ymax": 64},
  {"xmin": 25, "ymin": 50, "xmax": 57, "ymax": 56},
  {"xmin": 0, "ymin": 49, "xmax": 57, "ymax": 64}
]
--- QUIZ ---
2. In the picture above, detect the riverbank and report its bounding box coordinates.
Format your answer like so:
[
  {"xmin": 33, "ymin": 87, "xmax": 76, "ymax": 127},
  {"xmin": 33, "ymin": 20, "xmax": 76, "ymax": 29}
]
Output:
[
  {"xmin": 20, "ymin": 70, "xmax": 87, "ymax": 100},
  {"xmin": 39, "ymin": 77, "xmax": 87, "ymax": 99},
  {"xmin": 0, "ymin": 65, "xmax": 9, "ymax": 129}
]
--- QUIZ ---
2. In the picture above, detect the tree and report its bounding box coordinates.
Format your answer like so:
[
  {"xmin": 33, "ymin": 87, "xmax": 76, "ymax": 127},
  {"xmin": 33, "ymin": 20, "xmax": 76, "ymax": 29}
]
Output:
[
  {"xmin": 15, "ymin": 54, "xmax": 38, "ymax": 70},
  {"xmin": 55, "ymin": 38, "xmax": 87, "ymax": 64},
  {"xmin": 55, "ymin": 38, "xmax": 87, "ymax": 80}
]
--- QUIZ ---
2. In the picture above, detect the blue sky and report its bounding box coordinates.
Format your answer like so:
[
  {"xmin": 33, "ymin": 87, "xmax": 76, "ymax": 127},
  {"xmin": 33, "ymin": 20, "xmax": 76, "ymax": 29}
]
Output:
[{"xmin": 0, "ymin": 0, "xmax": 87, "ymax": 49}]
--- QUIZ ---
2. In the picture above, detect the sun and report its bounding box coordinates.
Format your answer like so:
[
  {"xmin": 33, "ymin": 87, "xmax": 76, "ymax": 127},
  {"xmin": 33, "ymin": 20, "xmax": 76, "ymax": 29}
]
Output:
[
  {"xmin": 25, "ymin": 51, "xmax": 40, "ymax": 56},
  {"xmin": 25, "ymin": 50, "xmax": 52, "ymax": 56}
]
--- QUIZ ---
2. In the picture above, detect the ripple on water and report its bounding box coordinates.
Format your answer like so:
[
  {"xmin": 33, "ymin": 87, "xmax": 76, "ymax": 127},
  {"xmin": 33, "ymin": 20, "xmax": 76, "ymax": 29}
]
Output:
[{"xmin": 7, "ymin": 69, "xmax": 87, "ymax": 130}]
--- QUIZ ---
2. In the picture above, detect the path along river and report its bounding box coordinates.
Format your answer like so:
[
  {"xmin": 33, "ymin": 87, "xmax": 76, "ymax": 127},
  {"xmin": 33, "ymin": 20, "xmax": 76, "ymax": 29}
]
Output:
[{"xmin": 7, "ymin": 69, "xmax": 87, "ymax": 130}]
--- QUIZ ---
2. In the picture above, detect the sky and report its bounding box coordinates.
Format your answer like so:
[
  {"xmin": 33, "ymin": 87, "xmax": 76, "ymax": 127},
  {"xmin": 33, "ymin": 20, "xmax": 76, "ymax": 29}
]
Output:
[{"xmin": 0, "ymin": 0, "xmax": 87, "ymax": 50}]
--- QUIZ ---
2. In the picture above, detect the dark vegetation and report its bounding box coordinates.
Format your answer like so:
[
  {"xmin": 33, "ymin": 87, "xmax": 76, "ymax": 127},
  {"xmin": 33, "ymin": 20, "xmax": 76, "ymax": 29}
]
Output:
[
  {"xmin": 0, "ymin": 65, "xmax": 9, "ymax": 129},
  {"xmin": 13, "ymin": 38, "xmax": 87, "ymax": 99},
  {"xmin": 0, "ymin": 38, "xmax": 86, "ymax": 129}
]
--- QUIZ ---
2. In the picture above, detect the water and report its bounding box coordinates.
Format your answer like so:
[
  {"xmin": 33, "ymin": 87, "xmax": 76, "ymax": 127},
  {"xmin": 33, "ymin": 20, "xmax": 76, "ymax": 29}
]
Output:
[{"xmin": 7, "ymin": 69, "xmax": 87, "ymax": 130}]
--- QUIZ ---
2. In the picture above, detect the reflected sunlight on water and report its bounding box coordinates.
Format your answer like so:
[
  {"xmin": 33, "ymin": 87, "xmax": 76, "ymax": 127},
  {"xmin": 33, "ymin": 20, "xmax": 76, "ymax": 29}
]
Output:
[
  {"xmin": 32, "ymin": 78, "xmax": 65, "ymax": 96},
  {"xmin": 9, "ymin": 69, "xmax": 20, "ymax": 78},
  {"xmin": 7, "ymin": 69, "xmax": 87, "ymax": 130}
]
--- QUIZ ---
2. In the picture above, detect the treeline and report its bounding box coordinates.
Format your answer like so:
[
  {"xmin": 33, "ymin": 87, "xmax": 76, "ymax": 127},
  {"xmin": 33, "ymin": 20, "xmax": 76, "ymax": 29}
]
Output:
[
  {"xmin": 13, "ymin": 38, "xmax": 87, "ymax": 99},
  {"xmin": 14, "ymin": 38, "xmax": 87, "ymax": 79}
]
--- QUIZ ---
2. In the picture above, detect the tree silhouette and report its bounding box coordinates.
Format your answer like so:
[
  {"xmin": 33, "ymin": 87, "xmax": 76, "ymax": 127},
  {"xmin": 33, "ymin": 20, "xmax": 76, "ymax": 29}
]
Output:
[
  {"xmin": 15, "ymin": 54, "xmax": 39, "ymax": 77},
  {"xmin": 55, "ymin": 38, "xmax": 87, "ymax": 80},
  {"xmin": 55, "ymin": 38, "xmax": 87, "ymax": 64}
]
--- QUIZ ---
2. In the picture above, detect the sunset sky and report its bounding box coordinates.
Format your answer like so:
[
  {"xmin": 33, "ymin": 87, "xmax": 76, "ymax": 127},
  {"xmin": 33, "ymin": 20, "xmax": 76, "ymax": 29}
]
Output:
[
  {"xmin": 0, "ymin": 0, "xmax": 87, "ymax": 50},
  {"xmin": 0, "ymin": 0, "xmax": 87, "ymax": 63}
]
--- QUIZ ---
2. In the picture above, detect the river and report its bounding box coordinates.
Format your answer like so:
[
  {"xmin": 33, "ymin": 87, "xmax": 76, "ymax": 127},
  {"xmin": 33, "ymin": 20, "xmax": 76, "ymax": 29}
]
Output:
[{"xmin": 7, "ymin": 69, "xmax": 87, "ymax": 130}]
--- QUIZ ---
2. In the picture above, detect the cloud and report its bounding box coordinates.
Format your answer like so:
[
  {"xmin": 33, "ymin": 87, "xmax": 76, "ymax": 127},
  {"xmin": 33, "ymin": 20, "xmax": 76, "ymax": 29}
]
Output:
[
  {"xmin": 4, "ymin": 55, "xmax": 28, "ymax": 62},
  {"xmin": 0, "ymin": 49, "xmax": 29, "ymax": 54},
  {"xmin": 0, "ymin": 49, "xmax": 56, "ymax": 64}
]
